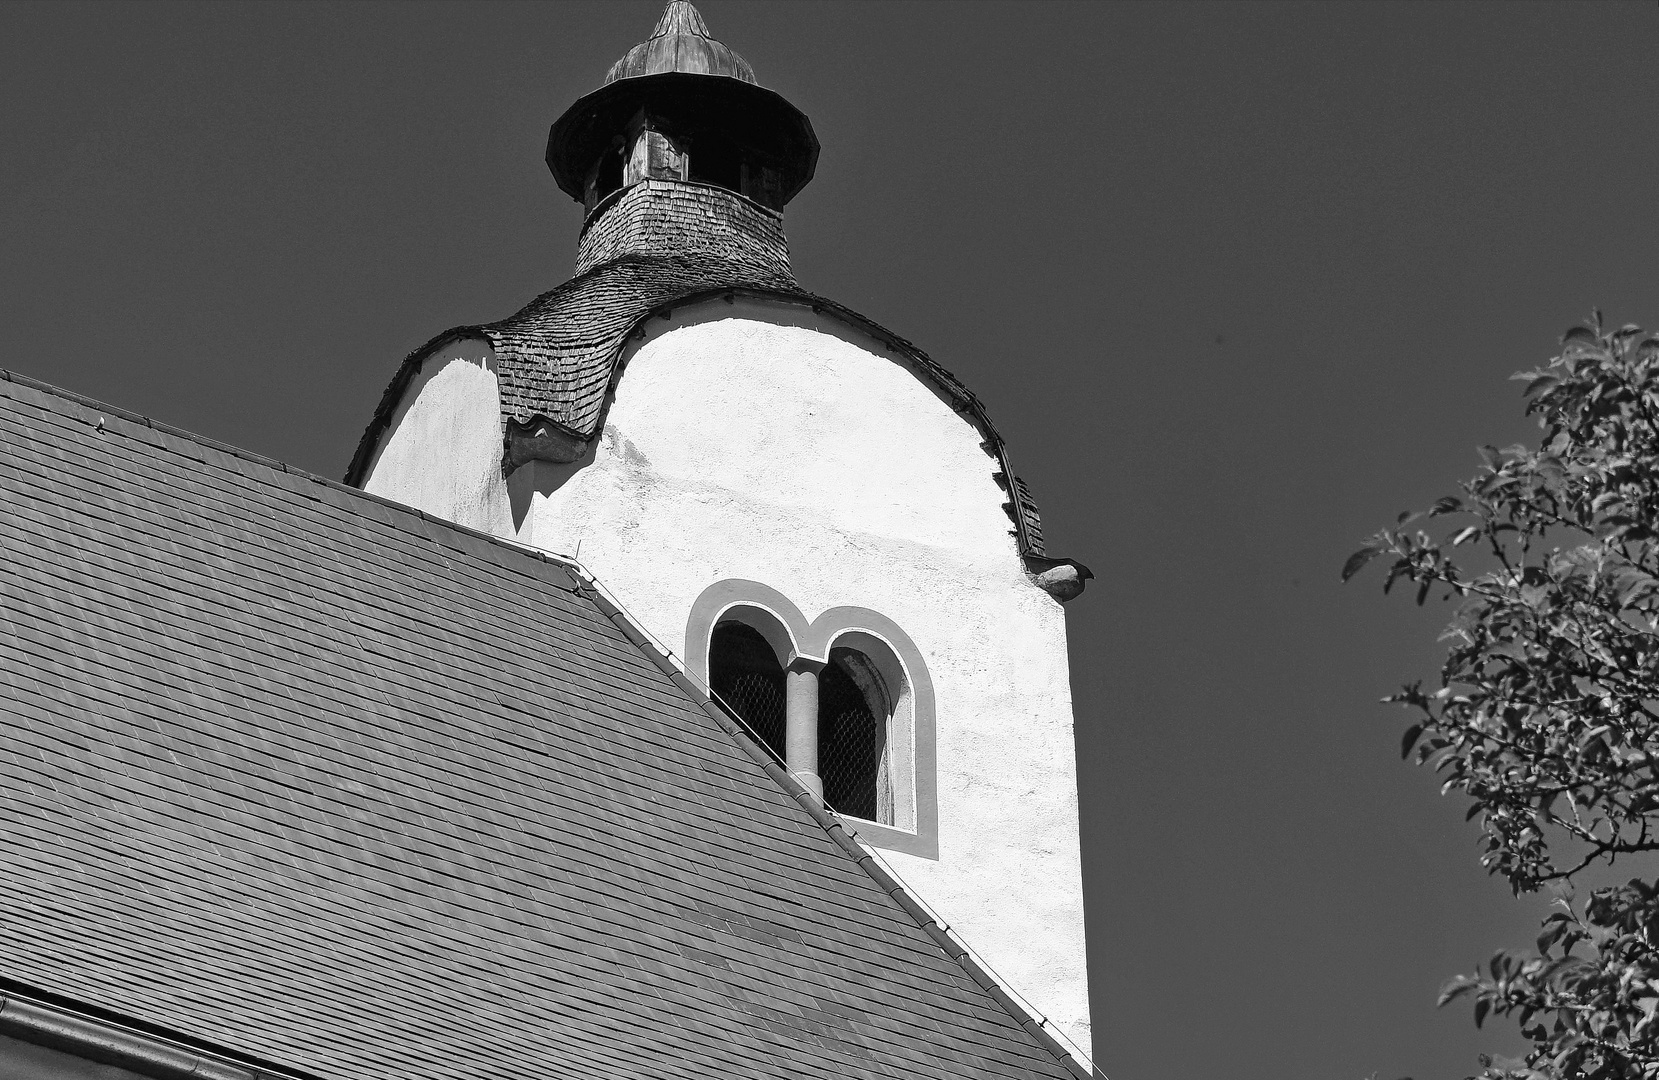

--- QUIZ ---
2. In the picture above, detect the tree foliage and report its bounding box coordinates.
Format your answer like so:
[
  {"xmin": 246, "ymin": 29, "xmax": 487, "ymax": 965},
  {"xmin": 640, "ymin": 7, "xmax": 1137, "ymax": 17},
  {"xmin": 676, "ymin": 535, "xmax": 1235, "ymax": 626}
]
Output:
[{"xmin": 1347, "ymin": 315, "xmax": 1659, "ymax": 1079}]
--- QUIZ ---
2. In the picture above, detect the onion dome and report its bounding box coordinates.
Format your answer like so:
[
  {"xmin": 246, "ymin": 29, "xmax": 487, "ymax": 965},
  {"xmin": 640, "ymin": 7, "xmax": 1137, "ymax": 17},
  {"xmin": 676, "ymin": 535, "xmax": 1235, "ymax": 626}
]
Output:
[
  {"xmin": 547, "ymin": 1, "xmax": 818, "ymax": 210},
  {"xmin": 603, "ymin": 2, "xmax": 757, "ymax": 84}
]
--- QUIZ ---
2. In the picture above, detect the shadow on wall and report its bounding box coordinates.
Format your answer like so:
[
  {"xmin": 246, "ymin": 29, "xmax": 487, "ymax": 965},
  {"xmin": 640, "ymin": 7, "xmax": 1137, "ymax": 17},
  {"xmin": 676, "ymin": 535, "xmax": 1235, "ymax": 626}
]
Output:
[
  {"xmin": 507, "ymin": 423, "xmax": 664, "ymax": 532},
  {"xmin": 507, "ymin": 436, "xmax": 599, "ymax": 531}
]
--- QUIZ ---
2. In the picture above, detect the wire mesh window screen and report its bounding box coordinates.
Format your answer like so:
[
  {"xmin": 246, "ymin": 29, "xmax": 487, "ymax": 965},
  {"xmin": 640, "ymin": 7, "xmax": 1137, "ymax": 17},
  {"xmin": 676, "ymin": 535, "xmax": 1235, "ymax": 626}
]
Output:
[
  {"xmin": 707, "ymin": 622, "xmax": 786, "ymax": 761},
  {"xmin": 819, "ymin": 649, "xmax": 892, "ymax": 824}
]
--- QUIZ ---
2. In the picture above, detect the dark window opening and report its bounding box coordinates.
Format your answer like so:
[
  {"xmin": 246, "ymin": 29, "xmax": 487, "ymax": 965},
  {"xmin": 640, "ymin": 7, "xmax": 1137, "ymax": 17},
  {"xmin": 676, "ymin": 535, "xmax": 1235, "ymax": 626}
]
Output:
[
  {"xmin": 708, "ymin": 622, "xmax": 785, "ymax": 761},
  {"xmin": 687, "ymin": 136, "xmax": 742, "ymax": 193},
  {"xmin": 588, "ymin": 146, "xmax": 625, "ymax": 210},
  {"xmin": 819, "ymin": 649, "xmax": 889, "ymax": 822},
  {"xmin": 748, "ymin": 164, "xmax": 784, "ymax": 210}
]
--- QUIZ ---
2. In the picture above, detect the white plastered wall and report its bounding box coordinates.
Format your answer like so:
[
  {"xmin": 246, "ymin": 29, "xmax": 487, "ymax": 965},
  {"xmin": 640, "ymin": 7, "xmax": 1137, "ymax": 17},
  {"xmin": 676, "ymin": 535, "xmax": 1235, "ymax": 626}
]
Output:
[
  {"xmin": 363, "ymin": 300, "xmax": 1091, "ymax": 1056},
  {"xmin": 361, "ymin": 338, "xmax": 513, "ymax": 537}
]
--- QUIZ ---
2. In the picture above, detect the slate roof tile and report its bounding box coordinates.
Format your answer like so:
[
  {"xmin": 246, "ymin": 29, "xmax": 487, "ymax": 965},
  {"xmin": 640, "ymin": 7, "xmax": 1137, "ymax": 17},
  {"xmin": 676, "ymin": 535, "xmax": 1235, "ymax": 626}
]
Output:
[{"xmin": 0, "ymin": 370, "xmax": 1086, "ymax": 1080}]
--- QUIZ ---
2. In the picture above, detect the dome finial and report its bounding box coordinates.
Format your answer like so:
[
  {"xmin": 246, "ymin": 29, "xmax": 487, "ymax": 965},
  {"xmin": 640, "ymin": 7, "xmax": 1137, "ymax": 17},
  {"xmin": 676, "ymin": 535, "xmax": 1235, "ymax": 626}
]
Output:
[
  {"xmin": 601, "ymin": 0, "xmax": 755, "ymax": 85},
  {"xmin": 653, "ymin": 1, "xmax": 710, "ymax": 39}
]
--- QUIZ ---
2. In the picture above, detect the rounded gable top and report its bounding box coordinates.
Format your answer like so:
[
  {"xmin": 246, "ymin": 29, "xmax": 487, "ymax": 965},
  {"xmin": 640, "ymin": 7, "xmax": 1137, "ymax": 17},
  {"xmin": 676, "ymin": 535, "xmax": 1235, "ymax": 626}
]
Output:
[{"xmin": 604, "ymin": 1, "xmax": 757, "ymax": 85}]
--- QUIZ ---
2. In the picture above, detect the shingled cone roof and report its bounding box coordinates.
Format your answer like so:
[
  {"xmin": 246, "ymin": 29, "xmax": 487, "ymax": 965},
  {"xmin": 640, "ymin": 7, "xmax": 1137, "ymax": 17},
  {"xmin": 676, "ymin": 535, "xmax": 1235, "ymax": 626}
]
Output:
[{"xmin": 0, "ymin": 370, "xmax": 1088, "ymax": 1080}]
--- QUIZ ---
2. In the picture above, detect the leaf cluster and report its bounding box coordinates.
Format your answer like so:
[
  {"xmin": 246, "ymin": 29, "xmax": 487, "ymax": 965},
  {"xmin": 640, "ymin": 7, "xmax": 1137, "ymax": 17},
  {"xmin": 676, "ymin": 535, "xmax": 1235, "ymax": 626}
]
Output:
[{"xmin": 1348, "ymin": 316, "xmax": 1659, "ymax": 1079}]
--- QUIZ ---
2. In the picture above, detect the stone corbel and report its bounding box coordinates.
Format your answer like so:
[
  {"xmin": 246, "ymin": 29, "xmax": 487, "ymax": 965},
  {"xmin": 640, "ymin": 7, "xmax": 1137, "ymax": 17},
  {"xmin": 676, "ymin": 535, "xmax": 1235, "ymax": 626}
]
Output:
[
  {"xmin": 1023, "ymin": 555, "xmax": 1094, "ymax": 603},
  {"xmin": 504, "ymin": 416, "xmax": 591, "ymax": 474}
]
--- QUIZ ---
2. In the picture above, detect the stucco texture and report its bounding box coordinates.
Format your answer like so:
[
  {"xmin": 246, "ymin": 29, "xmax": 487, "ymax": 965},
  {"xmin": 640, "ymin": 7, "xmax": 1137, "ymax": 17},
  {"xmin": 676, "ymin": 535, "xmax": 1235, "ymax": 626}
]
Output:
[
  {"xmin": 362, "ymin": 339, "xmax": 512, "ymax": 536},
  {"xmin": 365, "ymin": 298, "xmax": 1091, "ymax": 1054}
]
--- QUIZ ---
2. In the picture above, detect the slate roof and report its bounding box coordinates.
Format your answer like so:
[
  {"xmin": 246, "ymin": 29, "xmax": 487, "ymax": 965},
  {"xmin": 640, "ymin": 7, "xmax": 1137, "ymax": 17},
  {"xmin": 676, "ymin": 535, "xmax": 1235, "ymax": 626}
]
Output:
[
  {"xmin": 343, "ymin": 254, "xmax": 1050, "ymax": 557},
  {"xmin": 0, "ymin": 370, "xmax": 1086, "ymax": 1080}
]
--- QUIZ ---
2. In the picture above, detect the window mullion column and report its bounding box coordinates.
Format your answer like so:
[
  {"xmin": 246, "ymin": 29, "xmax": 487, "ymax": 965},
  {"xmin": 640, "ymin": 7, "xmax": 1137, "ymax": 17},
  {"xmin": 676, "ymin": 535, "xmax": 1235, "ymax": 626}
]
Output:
[{"xmin": 785, "ymin": 658, "xmax": 823, "ymax": 799}]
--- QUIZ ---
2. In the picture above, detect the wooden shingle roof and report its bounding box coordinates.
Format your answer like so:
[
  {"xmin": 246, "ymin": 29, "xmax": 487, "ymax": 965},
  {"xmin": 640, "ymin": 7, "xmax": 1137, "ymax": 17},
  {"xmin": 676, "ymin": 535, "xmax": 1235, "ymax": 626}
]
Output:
[{"xmin": 0, "ymin": 370, "xmax": 1086, "ymax": 1080}]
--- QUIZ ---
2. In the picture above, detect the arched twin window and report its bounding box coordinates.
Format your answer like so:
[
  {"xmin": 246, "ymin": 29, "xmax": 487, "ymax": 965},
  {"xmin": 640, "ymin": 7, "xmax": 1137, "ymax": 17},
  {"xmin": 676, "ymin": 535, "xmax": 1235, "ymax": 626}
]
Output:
[
  {"xmin": 707, "ymin": 624, "xmax": 910, "ymax": 828},
  {"xmin": 706, "ymin": 622, "xmax": 786, "ymax": 759},
  {"xmin": 689, "ymin": 581, "xmax": 934, "ymax": 856},
  {"xmin": 817, "ymin": 648, "xmax": 891, "ymax": 822}
]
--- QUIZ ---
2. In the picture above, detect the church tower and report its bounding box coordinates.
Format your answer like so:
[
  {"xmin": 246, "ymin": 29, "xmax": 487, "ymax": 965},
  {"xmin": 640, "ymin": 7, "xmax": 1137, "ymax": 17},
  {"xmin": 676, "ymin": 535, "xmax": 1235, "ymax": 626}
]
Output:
[{"xmin": 349, "ymin": 2, "xmax": 1095, "ymax": 1059}]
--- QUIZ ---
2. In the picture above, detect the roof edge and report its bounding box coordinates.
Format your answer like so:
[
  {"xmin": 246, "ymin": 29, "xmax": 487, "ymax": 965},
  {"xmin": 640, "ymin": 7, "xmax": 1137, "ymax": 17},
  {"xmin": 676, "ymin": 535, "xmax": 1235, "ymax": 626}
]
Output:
[
  {"xmin": 342, "ymin": 326, "xmax": 494, "ymax": 488},
  {"xmin": 596, "ymin": 284, "xmax": 1050, "ymax": 558},
  {"xmin": 565, "ymin": 565, "xmax": 1100, "ymax": 1079},
  {"xmin": 0, "ymin": 367, "xmax": 578, "ymax": 591},
  {"xmin": 546, "ymin": 73, "xmax": 818, "ymax": 205},
  {"xmin": 0, "ymin": 980, "xmax": 322, "ymax": 1080},
  {"xmin": 343, "ymin": 271, "xmax": 1067, "ymax": 563}
]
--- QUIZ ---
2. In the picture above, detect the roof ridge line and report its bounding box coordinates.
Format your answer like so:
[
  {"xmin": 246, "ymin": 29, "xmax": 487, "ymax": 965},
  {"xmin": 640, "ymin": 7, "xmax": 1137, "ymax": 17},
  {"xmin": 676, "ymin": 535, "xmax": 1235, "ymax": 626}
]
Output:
[
  {"xmin": 562, "ymin": 560, "xmax": 1100, "ymax": 1079},
  {"xmin": 343, "ymin": 325, "xmax": 493, "ymax": 490},
  {"xmin": 0, "ymin": 366, "xmax": 588, "ymax": 588}
]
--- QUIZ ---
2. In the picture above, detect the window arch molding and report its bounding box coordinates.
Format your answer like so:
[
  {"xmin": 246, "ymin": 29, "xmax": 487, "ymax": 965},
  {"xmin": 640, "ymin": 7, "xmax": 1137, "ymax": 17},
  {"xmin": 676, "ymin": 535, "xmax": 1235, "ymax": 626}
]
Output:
[{"xmin": 685, "ymin": 579, "xmax": 938, "ymax": 859}]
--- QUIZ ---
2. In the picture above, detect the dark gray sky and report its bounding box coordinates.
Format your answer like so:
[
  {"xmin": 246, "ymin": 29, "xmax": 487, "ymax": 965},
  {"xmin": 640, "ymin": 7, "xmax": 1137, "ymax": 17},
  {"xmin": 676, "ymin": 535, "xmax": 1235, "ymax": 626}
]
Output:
[{"xmin": 4, "ymin": 2, "xmax": 1657, "ymax": 1077}]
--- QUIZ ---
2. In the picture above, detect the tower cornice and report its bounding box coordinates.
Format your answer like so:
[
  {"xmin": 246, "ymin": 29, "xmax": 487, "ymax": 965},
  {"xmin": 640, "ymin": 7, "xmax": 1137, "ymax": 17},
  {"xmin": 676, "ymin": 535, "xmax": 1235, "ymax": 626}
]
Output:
[{"xmin": 546, "ymin": 4, "xmax": 818, "ymax": 211}]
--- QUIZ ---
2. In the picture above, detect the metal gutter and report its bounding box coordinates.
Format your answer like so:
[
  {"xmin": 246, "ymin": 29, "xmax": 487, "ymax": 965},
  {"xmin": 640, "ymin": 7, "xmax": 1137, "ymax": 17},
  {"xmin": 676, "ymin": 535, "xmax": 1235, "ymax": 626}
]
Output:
[{"xmin": 0, "ymin": 987, "xmax": 320, "ymax": 1080}]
